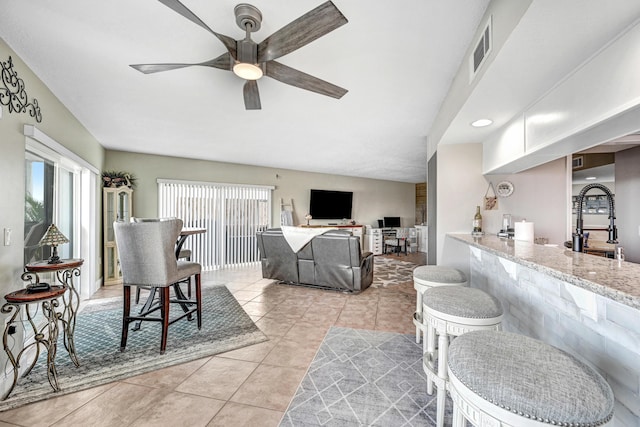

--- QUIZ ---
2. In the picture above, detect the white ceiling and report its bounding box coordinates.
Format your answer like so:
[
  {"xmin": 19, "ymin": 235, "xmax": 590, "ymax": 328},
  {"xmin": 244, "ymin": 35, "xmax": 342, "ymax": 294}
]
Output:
[
  {"xmin": 572, "ymin": 164, "xmax": 615, "ymax": 184},
  {"xmin": 440, "ymin": 0, "xmax": 640, "ymax": 147},
  {"xmin": 2, "ymin": 1, "xmax": 640, "ymax": 183}
]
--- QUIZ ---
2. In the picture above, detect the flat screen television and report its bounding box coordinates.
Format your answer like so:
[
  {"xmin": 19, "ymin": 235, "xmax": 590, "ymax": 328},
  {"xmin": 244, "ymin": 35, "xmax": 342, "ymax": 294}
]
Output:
[
  {"xmin": 384, "ymin": 216, "xmax": 401, "ymax": 227},
  {"xmin": 309, "ymin": 189, "xmax": 353, "ymax": 220}
]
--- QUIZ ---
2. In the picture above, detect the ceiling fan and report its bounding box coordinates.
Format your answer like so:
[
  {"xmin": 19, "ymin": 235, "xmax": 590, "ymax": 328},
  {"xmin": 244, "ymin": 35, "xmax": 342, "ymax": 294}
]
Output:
[{"xmin": 131, "ymin": 0, "xmax": 349, "ymax": 110}]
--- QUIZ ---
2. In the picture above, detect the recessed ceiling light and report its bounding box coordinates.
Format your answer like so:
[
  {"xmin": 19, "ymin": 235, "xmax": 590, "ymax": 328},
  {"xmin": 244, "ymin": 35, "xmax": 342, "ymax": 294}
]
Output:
[
  {"xmin": 471, "ymin": 119, "xmax": 493, "ymax": 127},
  {"xmin": 585, "ymin": 176, "xmax": 597, "ymax": 180}
]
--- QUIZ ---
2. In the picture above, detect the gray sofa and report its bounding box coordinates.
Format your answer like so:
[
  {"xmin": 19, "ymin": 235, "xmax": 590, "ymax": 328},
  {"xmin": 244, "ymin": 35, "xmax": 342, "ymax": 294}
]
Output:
[{"xmin": 256, "ymin": 228, "xmax": 374, "ymax": 292}]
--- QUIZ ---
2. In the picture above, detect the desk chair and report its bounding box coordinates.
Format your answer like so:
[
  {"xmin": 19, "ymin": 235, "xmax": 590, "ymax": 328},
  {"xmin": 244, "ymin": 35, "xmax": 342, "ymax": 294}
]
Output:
[{"xmin": 384, "ymin": 228, "xmax": 408, "ymax": 255}]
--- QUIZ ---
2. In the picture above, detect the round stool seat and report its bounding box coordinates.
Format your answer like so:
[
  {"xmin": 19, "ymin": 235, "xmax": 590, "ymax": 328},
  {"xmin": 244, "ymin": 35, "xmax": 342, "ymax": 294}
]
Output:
[
  {"xmin": 448, "ymin": 330, "xmax": 614, "ymax": 426},
  {"xmin": 423, "ymin": 286, "xmax": 503, "ymax": 322},
  {"xmin": 412, "ymin": 266, "xmax": 467, "ymax": 346},
  {"xmin": 413, "ymin": 265, "xmax": 467, "ymax": 287},
  {"xmin": 422, "ymin": 286, "xmax": 503, "ymax": 427}
]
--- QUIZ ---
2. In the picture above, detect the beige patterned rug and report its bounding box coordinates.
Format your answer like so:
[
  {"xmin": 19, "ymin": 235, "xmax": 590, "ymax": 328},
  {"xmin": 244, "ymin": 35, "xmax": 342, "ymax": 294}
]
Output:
[{"xmin": 371, "ymin": 256, "xmax": 419, "ymax": 288}]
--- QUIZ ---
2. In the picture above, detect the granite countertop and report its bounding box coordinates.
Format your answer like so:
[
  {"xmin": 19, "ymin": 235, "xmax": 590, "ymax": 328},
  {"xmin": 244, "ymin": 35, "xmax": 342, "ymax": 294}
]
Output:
[{"xmin": 448, "ymin": 233, "xmax": 640, "ymax": 310}]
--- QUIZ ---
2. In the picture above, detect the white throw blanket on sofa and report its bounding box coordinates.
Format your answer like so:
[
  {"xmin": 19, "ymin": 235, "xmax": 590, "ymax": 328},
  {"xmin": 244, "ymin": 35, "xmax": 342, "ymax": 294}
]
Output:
[{"xmin": 281, "ymin": 226, "xmax": 338, "ymax": 252}]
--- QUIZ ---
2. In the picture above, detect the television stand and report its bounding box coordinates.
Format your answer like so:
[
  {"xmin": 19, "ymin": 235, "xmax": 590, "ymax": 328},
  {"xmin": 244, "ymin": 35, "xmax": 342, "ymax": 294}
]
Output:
[{"xmin": 298, "ymin": 224, "xmax": 363, "ymax": 247}]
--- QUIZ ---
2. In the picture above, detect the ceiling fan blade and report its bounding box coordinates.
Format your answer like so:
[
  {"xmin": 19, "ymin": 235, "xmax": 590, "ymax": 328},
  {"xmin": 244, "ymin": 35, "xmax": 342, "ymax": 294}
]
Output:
[
  {"xmin": 157, "ymin": 0, "xmax": 237, "ymax": 58},
  {"xmin": 130, "ymin": 53, "xmax": 231, "ymax": 74},
  {"xmin": 130, "ymin": 63, "xmax": 192, "ymax": 74},
  {"xmin": 243, "ymin": 80, "xmax": 261, "ymax": 110},
  {"xmin": 257, "ymin": 1, "xmax": 347, "ymax": 63},
  {"xmin": 265, "ymin": 61, "xmax": 347, "ymax": 99}
]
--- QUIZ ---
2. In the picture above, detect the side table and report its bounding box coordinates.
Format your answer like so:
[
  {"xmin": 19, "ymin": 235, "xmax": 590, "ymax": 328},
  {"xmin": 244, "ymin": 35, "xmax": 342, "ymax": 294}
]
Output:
[
  {"xmin": 25, "ymin": 259, "xmax": 83, "ymax": 367},
  {"xmin": 1, "ymin": 285, "xmax": 67, "ymax": 400}
]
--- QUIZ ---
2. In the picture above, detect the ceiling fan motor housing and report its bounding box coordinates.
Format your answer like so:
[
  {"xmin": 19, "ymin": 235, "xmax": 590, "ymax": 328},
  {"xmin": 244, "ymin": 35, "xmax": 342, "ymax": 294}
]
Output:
[
  {"xmin": 234, "ymin": 3, "xmax": 262, "ymax": 32},
  {"xmin": 236, "ymin": 38, "xmax": 258, "ymax": 64}
]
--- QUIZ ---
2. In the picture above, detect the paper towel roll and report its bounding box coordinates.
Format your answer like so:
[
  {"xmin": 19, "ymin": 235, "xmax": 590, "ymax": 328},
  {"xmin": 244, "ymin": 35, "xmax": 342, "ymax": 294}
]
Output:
[{"xmin": 514, "ymin": 221, "xmax": 534, "ymax": 242}]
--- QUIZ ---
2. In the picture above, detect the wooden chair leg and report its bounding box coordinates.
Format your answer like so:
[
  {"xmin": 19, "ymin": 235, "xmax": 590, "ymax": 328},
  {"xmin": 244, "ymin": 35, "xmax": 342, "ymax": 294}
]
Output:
[
  {"xmin": 195, "ymin": 274, "xmax": 202, "ymax": 330},
  {"xmin": 160, "ymin": 287, "xmax": 170, "ymax": 354},
  {"xmin": 187, "ymin": 255, "xmax": 192, "ymax": 298},
  {"xmin": 120, "ymin": 285, "xmax": 131, "ymax": 351}
]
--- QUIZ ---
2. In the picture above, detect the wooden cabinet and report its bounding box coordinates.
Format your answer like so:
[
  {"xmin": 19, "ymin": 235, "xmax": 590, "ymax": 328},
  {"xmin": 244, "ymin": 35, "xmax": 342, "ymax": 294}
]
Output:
[{"xmin": 103, "ymin": 187, "xmax": 132, "ymax": 285}]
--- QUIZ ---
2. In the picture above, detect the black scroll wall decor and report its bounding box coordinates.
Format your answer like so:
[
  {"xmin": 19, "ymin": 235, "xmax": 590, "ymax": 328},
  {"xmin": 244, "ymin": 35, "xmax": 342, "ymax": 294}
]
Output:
[{"xmin": 1, "ymin": 56, "xmax": 42, "ymax": 122}]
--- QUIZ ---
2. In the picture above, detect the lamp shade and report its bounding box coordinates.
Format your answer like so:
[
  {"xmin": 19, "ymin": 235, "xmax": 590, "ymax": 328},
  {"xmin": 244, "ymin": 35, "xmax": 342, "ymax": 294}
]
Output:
[
  {"xmin": 39, "ymin": 224, "xmax": 69, "ymax": 264},
  {"xmin": 39, "ymin": 224, "xmax": 69, "ymax": 247}
]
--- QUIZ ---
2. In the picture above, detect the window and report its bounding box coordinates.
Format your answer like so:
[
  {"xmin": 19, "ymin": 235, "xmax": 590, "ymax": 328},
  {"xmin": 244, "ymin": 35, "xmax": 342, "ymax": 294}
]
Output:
[
  {"xmin": 24, "ymin": 153, "xmax": 53, "ymax": 263},
  {"xmin": 24, "ymin": 143, "xmax": 80, "ymax": 264},
  {"xmin": 23, "ymin": 126, "xmax": 99, "ymax": 299}
]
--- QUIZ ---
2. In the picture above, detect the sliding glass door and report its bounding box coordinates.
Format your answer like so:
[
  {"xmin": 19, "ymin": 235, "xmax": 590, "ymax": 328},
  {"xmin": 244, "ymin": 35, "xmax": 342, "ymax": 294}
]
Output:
[
  {"xmin": 158, "ymin": 179, "xmax": 273, "ymax": 270},
  {"xmin": 24, "ymin": 152, "xmax": 54, "ymax": 263}
]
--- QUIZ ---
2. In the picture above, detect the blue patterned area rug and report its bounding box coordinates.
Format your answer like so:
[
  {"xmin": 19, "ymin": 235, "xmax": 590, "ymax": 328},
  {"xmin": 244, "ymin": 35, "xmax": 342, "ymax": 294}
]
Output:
[
  {"xmin": 0, "ymin": 286, "xmax": 267, "ymax": 411},
  {"xmin": 280, "ymin": 327, "xmax": 451, "ymax": 426}
]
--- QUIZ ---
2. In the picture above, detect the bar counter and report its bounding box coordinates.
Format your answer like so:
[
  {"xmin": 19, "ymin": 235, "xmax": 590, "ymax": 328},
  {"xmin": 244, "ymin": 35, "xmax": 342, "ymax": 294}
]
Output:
[
  {"xmin": 446, "ymin": 233, "xmax": 640, "ymax": 425},
  {"xmin": 448, "ymin": 233, "xmax": 640, "ymax": 310}
]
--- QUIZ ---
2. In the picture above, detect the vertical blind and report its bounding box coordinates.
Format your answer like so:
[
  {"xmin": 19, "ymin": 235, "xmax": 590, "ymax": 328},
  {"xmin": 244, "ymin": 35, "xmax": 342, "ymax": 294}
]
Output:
[{"xmin": 158, "ymin": 179, "xmax": 273, "ymax": 270}]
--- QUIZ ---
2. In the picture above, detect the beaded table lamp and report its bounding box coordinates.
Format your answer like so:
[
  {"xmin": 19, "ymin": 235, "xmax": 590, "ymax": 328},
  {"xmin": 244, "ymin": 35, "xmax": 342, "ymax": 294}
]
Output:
[{"xmin": 38, "ymin": 224, "xmax": 69, "ymax": 264}]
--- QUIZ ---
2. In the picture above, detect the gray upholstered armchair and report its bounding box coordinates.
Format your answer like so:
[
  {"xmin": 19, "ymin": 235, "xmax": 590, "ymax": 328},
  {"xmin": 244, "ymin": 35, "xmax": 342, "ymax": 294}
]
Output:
[{"xmin": 114, "ymin": 218, "xmax": 202, "ymax": 354}]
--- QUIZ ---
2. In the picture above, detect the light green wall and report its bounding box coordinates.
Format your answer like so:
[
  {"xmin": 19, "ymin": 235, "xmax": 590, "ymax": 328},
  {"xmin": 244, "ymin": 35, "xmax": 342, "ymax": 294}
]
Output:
[
  {"xmin": 105, "ymin": 151, "xmax": 416, "ymax": 228},
  {"xmin": 0, "ymin": 40, "xmax": 105, "ymax": 390},
  {"xmin": 0, "ymin": 40, "xmax": 105, "ymax": 296}
]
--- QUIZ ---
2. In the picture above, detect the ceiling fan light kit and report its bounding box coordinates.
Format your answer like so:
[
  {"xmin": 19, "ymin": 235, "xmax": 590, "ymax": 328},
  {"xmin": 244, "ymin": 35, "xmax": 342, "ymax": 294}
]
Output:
[
  {"xmin": 132, "ymin": 0, "xmax": 348, "ymax": 110},
  {"xmin": 233, "ymin": 63, "xmax": 263, "ymax": 80}
]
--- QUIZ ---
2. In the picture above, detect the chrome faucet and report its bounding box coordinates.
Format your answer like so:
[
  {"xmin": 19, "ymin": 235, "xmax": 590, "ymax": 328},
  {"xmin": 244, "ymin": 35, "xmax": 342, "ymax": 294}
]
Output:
[{"xmin": 572, "ymin": 183, "xmax": 617, "ymax": 252}]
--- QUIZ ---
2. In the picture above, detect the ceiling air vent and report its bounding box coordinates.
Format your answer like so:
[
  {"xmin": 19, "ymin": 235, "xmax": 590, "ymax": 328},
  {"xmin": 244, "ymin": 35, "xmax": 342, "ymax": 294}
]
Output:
[
  {"xmin": 572, "ymin": 156, "xmax": 584, "ymax": 169},
  {"xmin": 470, "ymin": 16, "xmax": 492, "ymax": 81}
]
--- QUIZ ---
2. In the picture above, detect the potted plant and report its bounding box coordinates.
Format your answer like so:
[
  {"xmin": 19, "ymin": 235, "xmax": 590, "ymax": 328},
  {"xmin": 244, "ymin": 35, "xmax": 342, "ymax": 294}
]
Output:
[{"xmin": 102, "ymin": 171, "xmax": 136, "ymax": 189}]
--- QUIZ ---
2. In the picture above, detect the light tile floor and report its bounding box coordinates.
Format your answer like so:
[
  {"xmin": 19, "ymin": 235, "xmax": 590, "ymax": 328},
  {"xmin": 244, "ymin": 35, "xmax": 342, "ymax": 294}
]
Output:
[{"xmin": 0, "ymin": 253, "xmax": 425, "ymax": 427}]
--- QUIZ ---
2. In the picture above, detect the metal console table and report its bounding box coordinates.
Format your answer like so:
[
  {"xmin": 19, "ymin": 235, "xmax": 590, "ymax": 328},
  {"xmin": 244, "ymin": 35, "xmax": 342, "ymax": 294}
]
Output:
[
  {"xmin": 1, "ymin": 285, "xmax": 67, "ymax": 400},
  {"xmin": 24, "ymin": 258, "xmax": 84, "ymax": 367}
]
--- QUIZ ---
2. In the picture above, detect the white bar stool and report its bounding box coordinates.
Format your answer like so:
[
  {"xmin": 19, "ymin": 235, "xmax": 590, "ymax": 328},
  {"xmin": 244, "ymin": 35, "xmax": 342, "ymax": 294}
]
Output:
[
  {"xmin": 412, "ymin": 266, "xmax": 467, "ymax": 345},
  {"xmin": 422, "ymin": 286, "xmax": 503, "ymax": 427},
  {"xmin": 448, "ymin": 330, "xmax": 614, "ymax": 427}
]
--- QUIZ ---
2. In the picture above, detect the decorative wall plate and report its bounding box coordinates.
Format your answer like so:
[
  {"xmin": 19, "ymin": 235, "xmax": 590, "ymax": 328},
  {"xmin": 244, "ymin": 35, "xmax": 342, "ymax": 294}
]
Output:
[{"xmin": 496, "ymin": 181, "xmax": 514, "ymax": 197}]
